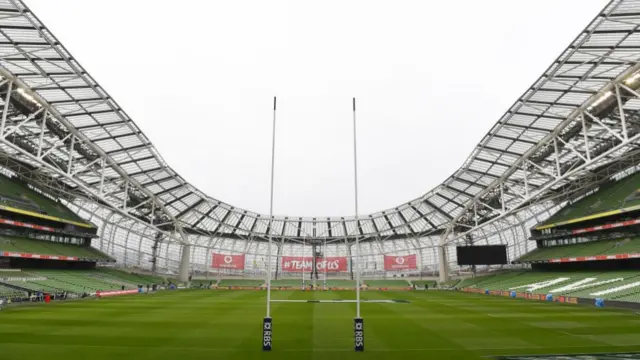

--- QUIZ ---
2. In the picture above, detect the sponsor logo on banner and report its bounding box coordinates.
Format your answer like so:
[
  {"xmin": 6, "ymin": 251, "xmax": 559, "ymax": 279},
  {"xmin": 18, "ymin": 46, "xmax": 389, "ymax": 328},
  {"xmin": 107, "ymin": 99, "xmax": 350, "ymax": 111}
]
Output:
[
  {"xmin": 281, "ymin": 256, "xmax": 347, "ymax": 272},
  {"xmin": 354, "ymin": 318, "xmax": 364, "ymax": 351},
  {"xmin": 463, "ymin": 288, "xmax": 550, "ymax": 303},
  {"xmin": 383, "ymin": 254, "xmax": 417, "ymax": 270},
  {"xmin": 570, "ymin": 218, "xmax": 640, "ymax": 235},
  {"xmin": 211, "ymin": 253, "xmax": 245, "ymax": 270},
  {"xmin": 263, "ymin": 317, "xmax": 272, "ymax": 351}
]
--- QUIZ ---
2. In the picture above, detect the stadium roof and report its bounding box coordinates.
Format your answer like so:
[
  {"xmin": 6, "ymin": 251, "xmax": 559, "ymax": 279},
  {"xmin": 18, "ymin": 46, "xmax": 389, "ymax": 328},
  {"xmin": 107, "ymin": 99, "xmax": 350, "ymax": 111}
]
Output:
[{"xmin": 0, "ymin": 0, "xmax": 638, "ymax": 245}]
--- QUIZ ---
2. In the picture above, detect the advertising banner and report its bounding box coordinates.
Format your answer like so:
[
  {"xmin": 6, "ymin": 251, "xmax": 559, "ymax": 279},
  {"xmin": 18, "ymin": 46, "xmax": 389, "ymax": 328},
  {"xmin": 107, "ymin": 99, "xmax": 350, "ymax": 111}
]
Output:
[
  {"xmin": 96, "ymin": 289, "xmax": 138, "ymax": 297},
  {"xmin": 548, "ymin": 252, "xmax": 640, "ymax": 263},
  {"xmin": 211, "ymin": 253, "xmax": 246, "ymax": 270},
  {"xmin": 280, "ymin": 256, "xmax": 347, "ymax": 272},
  {"xmin": 1, "ymin": 252, "xmax": 78, "ymax": 261},
  {"xmin": 383, "ymin": 254, "xmax": 417, "ymax": 270},
  {"xmin": 0, "ymin": 218, "xmax": 55, "ymax": 232}
]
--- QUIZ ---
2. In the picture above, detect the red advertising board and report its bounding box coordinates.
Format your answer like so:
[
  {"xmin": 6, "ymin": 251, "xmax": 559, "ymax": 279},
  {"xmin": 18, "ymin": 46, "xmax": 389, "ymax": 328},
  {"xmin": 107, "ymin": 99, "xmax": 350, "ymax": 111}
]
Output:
[
  {"xmin": 572, "ymin": 218, "xmax": 640, "ymax": 235},
  {"xmin": 211, "ymin": 253, "xmax": 245, "ymax": 270},
  {"xmin": 384, "ymin": 254, "xmax": 417, "ymax": 271},
  {"xmin": 96, "ymin": 289, "xmax": 138, "ymax": 297},
  {"xmin": 0, "ymin": 218, "xmax": 55, "ymax": 232},
  {"xmin": 548, "ymin": 252, "xmax": 640, "ymax": 263},
  {"xmin": 1, "ymin": 252, "xmax": 78, "ymax": 261},
  {"xmin": 281, "ymin": 256, "xmax": 347, "ymax": 272}
]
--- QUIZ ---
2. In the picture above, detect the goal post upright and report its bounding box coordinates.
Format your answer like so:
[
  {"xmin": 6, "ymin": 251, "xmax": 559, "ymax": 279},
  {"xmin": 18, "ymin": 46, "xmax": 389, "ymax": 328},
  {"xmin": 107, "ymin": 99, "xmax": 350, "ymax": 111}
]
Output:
[
  {"xmin": 263, "ymin": 96, "xmax": 277, "ymax": 352},
  {"xmin": 262, "ymin": 96, "xmax": 364, "ymax": 352},
  {"xmin": 352, "ymin": 97, "xmax": 364, "ymax": 352}
]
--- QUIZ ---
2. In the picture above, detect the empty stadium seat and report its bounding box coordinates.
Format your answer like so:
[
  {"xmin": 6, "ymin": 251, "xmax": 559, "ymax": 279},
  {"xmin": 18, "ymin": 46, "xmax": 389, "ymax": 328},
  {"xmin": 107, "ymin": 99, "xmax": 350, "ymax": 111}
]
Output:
[
  {"xmin": 457, "ymin": 270, "xmax": 640, "ymax": 302},
  {"xmin": 0, "ymin": 268, "xmax": 166, "ymax": 294},
  {"xmin": 539, "ymin": 172, "xmax": 640, "ymax": 226},
  {"xmin": 98, "ymin": 268, "xmax": 163, "ymax": 284},
  {"xmin": 0, "ymin": 284, "xmax": 26, "ymax": 300},
  {"xmin": 0, "ymin": 235, "xmax": 112, "ymax": 261},
  {"xmin": 518, "ymin": 237, "xmax": 640, "ymax": 262},
  {"xmin": 0, "ymin": 174, "xmax": 91, "ymax": 225}
]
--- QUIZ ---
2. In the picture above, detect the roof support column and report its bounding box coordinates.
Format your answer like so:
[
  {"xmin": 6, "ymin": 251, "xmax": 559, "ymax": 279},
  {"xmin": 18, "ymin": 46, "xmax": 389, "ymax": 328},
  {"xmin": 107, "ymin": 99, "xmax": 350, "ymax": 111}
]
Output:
[
  {"xmin": 99, "ymin": 211, "xmax": 116, "ymax": 252},
  {"xmin": 179, "ymin": 243, "xmax": 191, "ymax": 283},
  {"xmin": 438, "ymin": 226, "xmax": 451, "ymax": 284},
  {"xmin": 473, "ymin": 202, "xmax": 478, "ymax": 227},
  {"xmin": 580, "ymin": 113, "xmax": 591, "ymax": 161},
  {"xmin": 615, "ymin": 85, "xmax": 628, "ymax": 140},
  {"xmin": 163, "ymin": 242, "xmax": 170, "ymax": 273},
  {"xmin": 553, "ymin": 138, "xmax": 561, "ymax": 177},
  {"xmin": 0, "ymin": 81, "xmax": 12, "ymax": 136},
  {"xmin": 123, "ymin": 220, "xmax": 134, "ymax": 266},
  {"xmin": 67, "ymin": 135, "xmax": 75, "ymax": 174},
  {"xmin": 437, "ymin": 246, "xmax": 449, "ymax": 284},
  {"xmin": 522, "ymin": 163, "xmax": 529, "ymax": 198},
  {"xmin": 138, "ymin": 226, "xmax": 150, "ymax": 269},
  {"xmin": 36, "ymin": 110, "xmax": 47, "ymax": 157},
  {"xmin": 417, "ymin": 244, "xmax": 425, "ymax": 279}
]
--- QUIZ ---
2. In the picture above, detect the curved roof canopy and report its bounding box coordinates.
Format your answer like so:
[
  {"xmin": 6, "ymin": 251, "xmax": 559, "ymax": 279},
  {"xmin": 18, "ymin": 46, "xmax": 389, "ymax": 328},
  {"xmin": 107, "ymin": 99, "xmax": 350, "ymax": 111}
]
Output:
[{"xmin": 0, "ymin": 0, "xmax": 638, "ymax": 244}]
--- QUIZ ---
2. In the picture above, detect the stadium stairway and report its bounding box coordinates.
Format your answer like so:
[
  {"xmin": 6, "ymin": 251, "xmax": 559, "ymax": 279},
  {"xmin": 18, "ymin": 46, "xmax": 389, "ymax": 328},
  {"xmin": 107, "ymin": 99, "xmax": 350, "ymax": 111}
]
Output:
[
  {"xmin": 457, "ymin": 270, "xmax": 640, "ymax": 302},
  {"xmin": 560, "ymin": 272, "xmax": 640, "ymax": 299},
  {"xmin": 408, "ymin": 280, "xmax": 436, "ymax": 288}
]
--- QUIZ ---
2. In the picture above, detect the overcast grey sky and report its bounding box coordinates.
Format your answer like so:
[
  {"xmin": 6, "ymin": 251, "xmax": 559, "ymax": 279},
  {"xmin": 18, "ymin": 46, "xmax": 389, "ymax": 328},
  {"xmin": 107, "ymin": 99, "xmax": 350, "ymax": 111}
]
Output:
[{"xmin": 28, "ymin": 0, "xmax": 607, "ymax": 217}]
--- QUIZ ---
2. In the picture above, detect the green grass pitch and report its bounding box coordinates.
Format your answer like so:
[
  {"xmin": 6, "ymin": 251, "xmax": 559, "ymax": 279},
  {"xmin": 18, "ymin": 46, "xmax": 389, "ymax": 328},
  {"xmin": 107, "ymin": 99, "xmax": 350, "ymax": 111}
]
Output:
[{"xmin": 1, "ymin": 290, "xmax": 640, "ymax": 359}]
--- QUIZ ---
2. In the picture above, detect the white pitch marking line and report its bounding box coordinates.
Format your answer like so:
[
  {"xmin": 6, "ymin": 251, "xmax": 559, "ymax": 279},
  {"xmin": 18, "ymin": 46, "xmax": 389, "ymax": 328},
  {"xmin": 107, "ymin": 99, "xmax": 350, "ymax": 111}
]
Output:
[{"xmin": 269, "ymin": 299, "xmax": 398, "ymax": 303}]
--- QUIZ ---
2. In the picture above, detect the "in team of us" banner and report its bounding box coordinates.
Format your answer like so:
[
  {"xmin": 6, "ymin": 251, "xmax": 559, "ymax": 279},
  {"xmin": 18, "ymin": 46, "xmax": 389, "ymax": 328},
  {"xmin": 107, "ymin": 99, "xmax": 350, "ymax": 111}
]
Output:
[{"xmin": 211, "ymin": 253, "xmax": 418, "ymax": 271}]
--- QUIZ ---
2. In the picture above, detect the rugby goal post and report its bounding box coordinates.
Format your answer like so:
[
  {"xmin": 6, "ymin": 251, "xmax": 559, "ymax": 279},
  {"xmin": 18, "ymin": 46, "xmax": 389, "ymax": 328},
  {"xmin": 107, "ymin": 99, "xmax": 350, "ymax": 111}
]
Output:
[{"xmin": 262, "ymin": 97, "xmax": 364, "ymax": 352}]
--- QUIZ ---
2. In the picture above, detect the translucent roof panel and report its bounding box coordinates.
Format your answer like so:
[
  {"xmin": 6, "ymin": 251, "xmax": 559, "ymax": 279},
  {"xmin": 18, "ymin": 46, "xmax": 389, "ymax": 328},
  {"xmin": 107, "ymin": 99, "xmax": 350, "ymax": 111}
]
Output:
[{"xmin": 0, "ymin": 0, "xmax": 637, "ymax": 243}]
